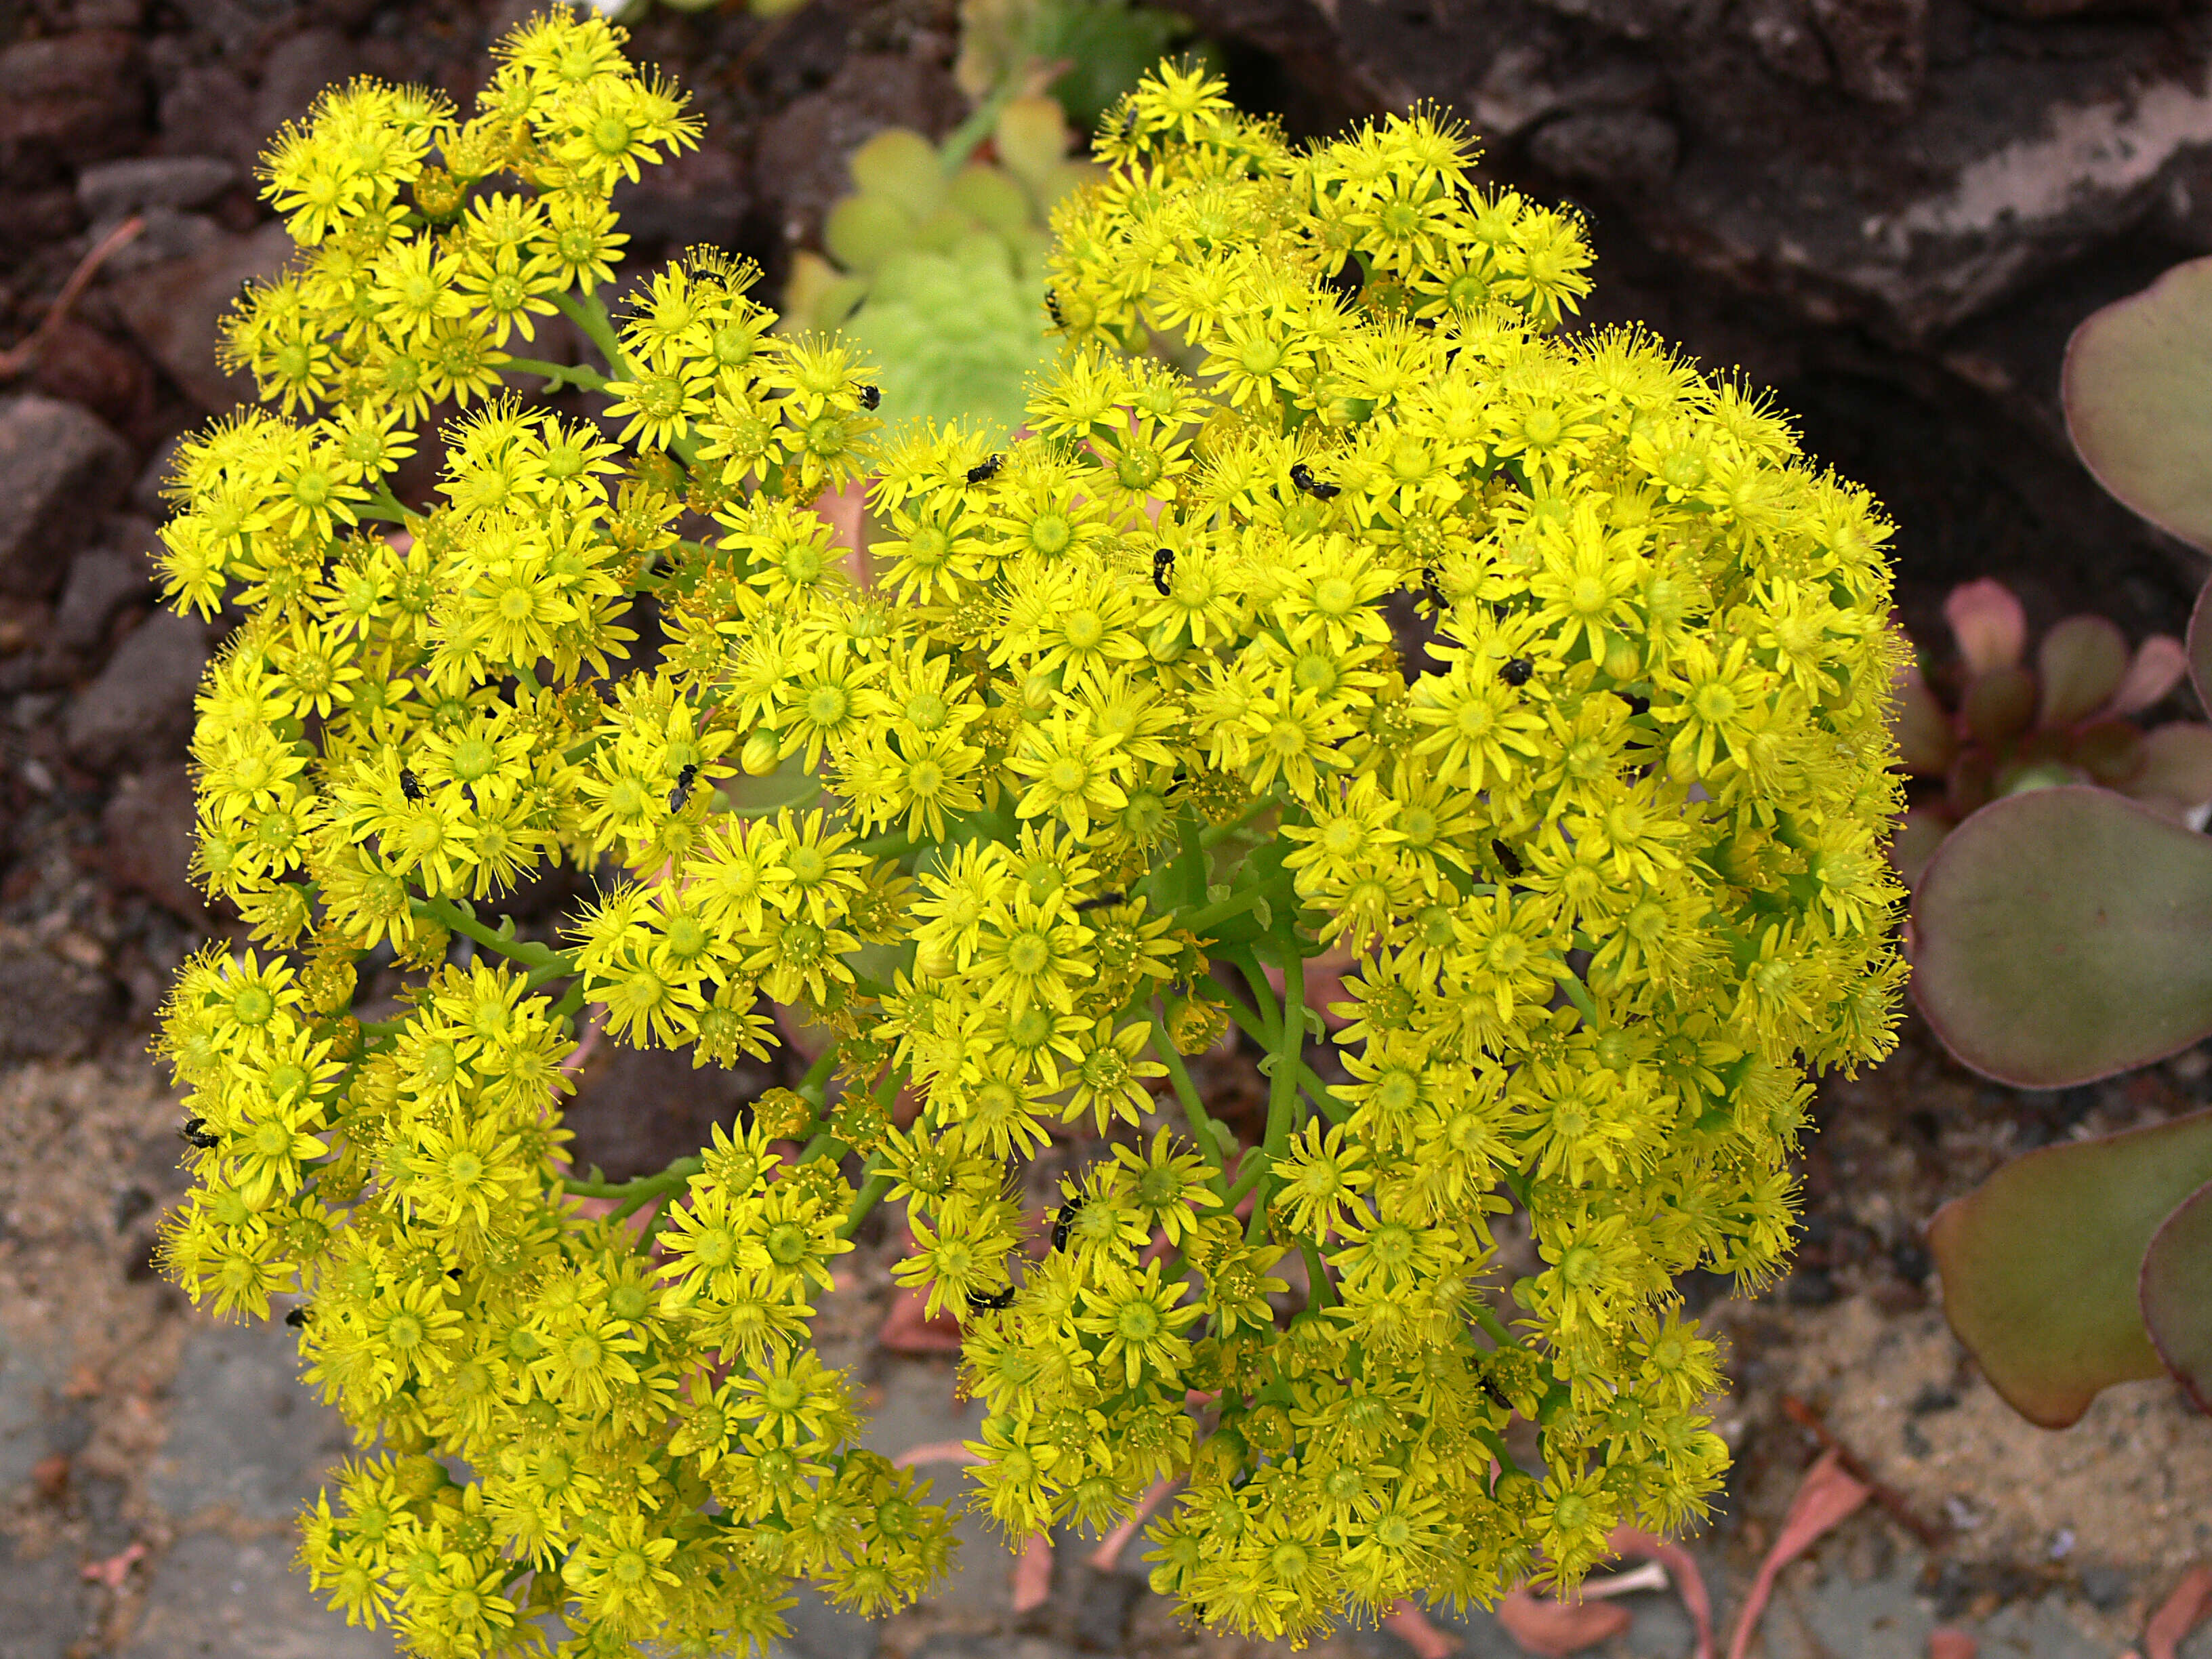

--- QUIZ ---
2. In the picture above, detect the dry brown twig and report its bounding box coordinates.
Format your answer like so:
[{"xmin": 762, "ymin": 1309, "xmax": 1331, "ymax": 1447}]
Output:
[{"xmin": 0, "ymin": 216, "xmax": 144, "ymax": 381}]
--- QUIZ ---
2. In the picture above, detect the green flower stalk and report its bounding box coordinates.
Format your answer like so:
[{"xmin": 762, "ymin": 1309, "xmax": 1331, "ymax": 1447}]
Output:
[{"xmin": 150, "ymin": 14, "xmax": 1907, "ymax": 1658}]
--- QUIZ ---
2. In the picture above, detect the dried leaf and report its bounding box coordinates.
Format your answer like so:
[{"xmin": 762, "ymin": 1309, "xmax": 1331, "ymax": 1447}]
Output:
[
  {"xmin": 1012, "ymin": 1530, "xmax": 1054, "ymax": 1613},
  {"xmin": 1724, "ymin": 1449, "xmax": 1871, "ymax": 1659},
  {"xmin": 1382, "ymin": 1599, "xmax": 1466, "ymax": 1659},
  {"xmin": 1611, "ymin": 1525, "xmax": 1715, "ymax": 1659},
  {"xmin": 2142, "ymin": 1564, "xmax": 2212, "ymax": 1659},
  {"xmin": 1496, "ymin": 1587, "xmax": 1631, "ymax": 1656}
]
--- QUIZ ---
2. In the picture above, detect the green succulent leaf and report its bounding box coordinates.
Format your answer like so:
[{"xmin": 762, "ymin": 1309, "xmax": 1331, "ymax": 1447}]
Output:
[
  {"xmin": 1929, "ymin": 1109, "xmax": 2212, "ymax": 1427},
  {"xmin": 2036, "ymin": 614, "xmax": 2129, "ymax": 728},
  {"xmin": 2142, "ymin": 1174, "xmax": 2212, "ymax": 1414},
  {"xmin": 1912, "ymin": 786, "xmax": 2212, "ymax": 1085},
  {"xmin": 2062, "ymin": 252, "xmax": 2212, "ymax": 554}
]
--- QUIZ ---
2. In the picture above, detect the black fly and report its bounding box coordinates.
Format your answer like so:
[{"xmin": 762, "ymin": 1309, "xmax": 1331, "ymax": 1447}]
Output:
[
  {"xmin": 966, "ymin": 454, "xmax": 1003, "ymax": 486},
  {"xmin": 178, "ymin": 1114, "xmax": 220, "ymax": 1150},
  {"xmin": 1422, "ymin": 566, "xmax": 1445, "ymax": 606},
  {"xmin": 668, "ymin": 762, "xmax": 698, "ymax": 813},
  {"xmin": 1151, "ymin": 546, "xmax": 1174, "ymax": 596},
  {"xmin": 399, "ymin": 766, "xmax": 424, "ymax": 803},
  {"xmin": 285, "ymin": 1305, "xmax": 312, "ymax": 1328},
  {"xmin": 857, "ymin": 384, "xmax": 880, "ymax": 411},
  {"xmin": 1052, "ymin": 1195, "xmax": 1085, "ymax": 1252},
  {"xmin": 1500, "ymin": 657, "xmax": 1534, "ymax": 687},
  {"xmin": 966, "ymin": 1286, "xmax": 1017, "ymax": 1311},
  {"xmin": 1288, "ymin": 463, "xmax": 1338, "ymax": 501},
  {"xmin": 1072, "ymin": 892, "xmax": 1124, "ymax": 914},
  {"xmin": 1492, "ymin": 838, "xmax": 1523, "ymax": 880}
]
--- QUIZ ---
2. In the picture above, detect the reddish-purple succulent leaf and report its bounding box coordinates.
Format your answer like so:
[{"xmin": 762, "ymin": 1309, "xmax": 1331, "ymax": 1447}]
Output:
[
  {"xmin": 2062, "ymin": 253, "xmax": 2212, "ymax": 554},
  {"xmin": 1893, "ymin": 668, "xmax": 1957, "ymax": 775},
  {"xmin": 1912, "ymin": 787, "xmax": 2212, "ymax": 1085},
  {"xmin": 2070, "ymin": 719, "xmax": 2146, "ymax": 788},
  {"xmin": 2037, "ymin": 614, "xmax": 2131, "ymax": 728},
  {"xmin": 1889, "ymin": 804, "xmax": 1951, "ymax": 888},
  {"xmin": 1928, "ymin": 1110, "xmax": 2212, "ymax": 1427},
  {"xmin": 1944, "ymin": 577, "xmax": 2028, "ymax": 677},
  {"xmin": 2119, "ymin": 724, "xmax": 2212, "ymax": 820},
  {"xmin": 2190, "ymin": 579, "xmax": 2212, "ymax": 713},
  {"xmin": 1946, "ymin": 747, "xmax": 1996, "ymax": 820},
  {"xmin": 2108, "ymin": 634, "xmax": 2191, "ymax": 718},
  {"xmin": 1962, "ymin": 664, "xmax": 2038, "ymax": 750},
  {"xmin": 2142, "ymin": 1175, "xmax": 2212, "ymax": 1414}
]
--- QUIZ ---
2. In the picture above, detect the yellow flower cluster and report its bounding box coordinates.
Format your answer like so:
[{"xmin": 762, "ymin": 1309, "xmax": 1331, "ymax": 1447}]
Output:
[{"xmin": 150, "ymin": 18, "xmax": 1907, "ymax": 1658}]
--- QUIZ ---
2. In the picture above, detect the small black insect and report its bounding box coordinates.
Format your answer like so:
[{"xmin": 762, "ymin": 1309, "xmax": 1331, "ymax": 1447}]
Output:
[
  {"xmin": 1479, "ymin": 1371, "xmax": 1513, "ymax": 1410},
  {"xmin": 668, "ymin": 762, "xmax": 698, "ymax": 814},
  {"xmin": 1615, "ymin": 689, "xmax": 1652, "ymax": 718},
  {"xmin": 398, "ymin": 766, "xmax": 424, "ymax": 803},
  {"xmin": 966, "ymin": 454, "xmax": 1003, "ymax": 486},
  {"xmin": 1500, "ymin": 657, "xmax": 1534, "ymax": 687},
  {"xmin": 1045, "ymin": 289, "xmax": 1065, "ymax": 328},
  {"xmin": 1492, "ymin": 838, "xmax": 1523, "ymax": 880},
  {"xmin": 285, "ymin": 1305, "xmax": 312, "ymax": 1328},
  {"xmin": 1052, "ymin": 1195, "xmax": 1085, "ymax": 1252},
  {"xmin": 966, "ymin": 1285, "xmax": 1017, "ymax": 1312},
  {"xmin": 1557, "ymin": 196, "xmax": 1599, "ymax": 232},
  {"xmin": 1151, "ymin": 546, "xmax": 1174, "ymax": 596},
  {"xmin": 178, "ymin": 1114, "xmax": 220, "ymax": 1150},
  {"xmin": 1072, "ymin": 892, "xmax": 1124, "ymax": 914},
  {"xmin": 857, "ymin": 384, "xmax": 880, "ymax": 411},
  {"xmin": 1288, "ymin": 463, "xmax": 1338, "ymax": 501},
  {"xmin": 1422, "ymin": 565, "xmax": 1444, "ymax": 606},
  {"xmin": 1121, "ymin": 106, "xmax": 1139, "ymax": 140}
]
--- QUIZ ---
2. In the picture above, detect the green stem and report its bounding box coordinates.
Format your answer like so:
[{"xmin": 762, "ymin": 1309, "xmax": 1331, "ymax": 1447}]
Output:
[
  {"xmin": 939, "ymin": 78, "xmax": 1022, "ymax": 174},
  {"xmin": 1298, "ymin": 1238, "xmax": 1335, "ymax": 1309},
  {"xmin": 839, "ymin": 1170, "xmax": 893, "ymax": 1240},
  {"xmin": 1212, "ymin": 984, "xmax": 1348, "ymax": 1126},
  {"xmin": 503, "ymin": 356, "xmax": 609, "ymax": 394},
  {"xmin": 1184, "ymin": 882, "xmax": 1281, "ymax": 942},
  {"xmin": 1553, "ymin": 957, "xmax": 1600, "ymax": 1027},
  {"xmin": 1149, "ymin": 1015, "xmax": 1231, "ymax": 1202},
  {"xmin": 562, "ymin": 1154, "xmax": 701, "ymax": 1202},
  {"xmin": 553, "ymin": 289, "xmax": 629, "ymax": 380},
  {"xmin": 363, "ymin": 482, "xmax": 413, "ymax": 525},
  {"xmin": 1248, "ymin": 950, "xmax": 1305, "ymax": 1243},
  {"xmin": 411, "ymin": 897, "xmax": 569, "ymax": 977},
  {"xmin": 1199, "ymin": 794, "xmax": 1280, "ymax": 849},
  {"xmin": 1471, "ymin": 1300, "xmax": 1515, "ymax": 1348},
  {"xmin": 794, "ymin": 1042, "xmax": 840, "ymax": 1111}
]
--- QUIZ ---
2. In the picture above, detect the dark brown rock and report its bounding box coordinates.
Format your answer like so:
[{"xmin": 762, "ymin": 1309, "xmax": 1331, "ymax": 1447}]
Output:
[
  {"xmin": 560, "ymin": 1036, "xmax": 783, "ymax": 1183},
  {"xmin": 54, "ymin": 520, "xmax": 157, "ymax": 653},
  {"xmin": 753, "ymin": 55, "xmax": 965, "ymax": 252},
  {"xmin": 76, "ymin": 155, "xmax": 238, "ymax": 222},
  {"xmin": 1528, "ymin": 110, "xmax": 1680, "ymax": 192},
  {"xmin": 29, "ymin": 319, "xmax": 157, "ymax": 436},
  {"xmin": 1807, "ymin": 0, "xmax": 1927, "ymax": 106},
  {"xmin": 0, "ymin": 395, "xmax": 134, "ymax": 602},
  {"xmin": 251, "ymin": 28, "xmax": 363, "ymax": 155},
  {"xmin": 108, "ymin": 220, "xmax": 293, "ymax": 414},
  {"xmin": 0, "ymin": 32, "xmax": 146, "ymax": 184},
  {"xmin": 613, "ymin": 142, "xmax": 752, "ymax": 252},
  {"xmin": 64, "ymin": 610, "xmax": 208, "ymax": 771},
  {"xmin": 0, "ymin": 947, "xmax": 119, "ymax": 1061},
  {"xmin": 1174, "ymin": 0, "xmax": 2212, "ymax": 343},
  {"xmin": 102, "ymin": 763, "xmax": 206, "ymax": 921},
  {"xmin": 155, "ymin": 62, "xmax": 257, "ymax": 172}
]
